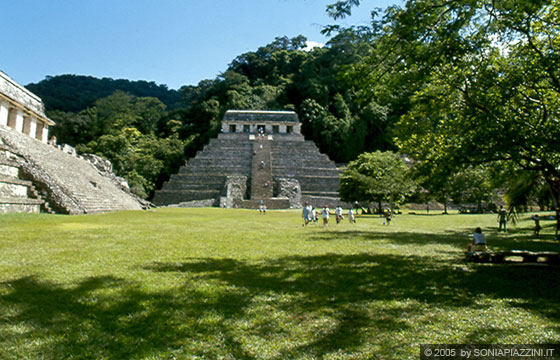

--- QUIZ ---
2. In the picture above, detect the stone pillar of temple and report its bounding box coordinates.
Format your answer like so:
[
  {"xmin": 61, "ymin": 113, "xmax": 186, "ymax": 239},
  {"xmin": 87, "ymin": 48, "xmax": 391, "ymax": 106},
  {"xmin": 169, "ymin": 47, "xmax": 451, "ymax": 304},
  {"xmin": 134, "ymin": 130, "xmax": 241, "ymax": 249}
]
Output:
[
  {"xmin": 15, "ymin": 109, "xmax": 24, "ymax": 133},
  {"xmin": 29, "ymin": 116, "xmax": 38, "ymax": 138},
  {"xmin": 0, "ymin": 101, "xmax": 8, "ymax": 126},
  {"xmin": 23, "ymin": 116, "xmax": 31, "ymax": 135},
  {"xmin": 35, "ymin": 121, "xmax": 43, "ymax": 141},
  {"xmin": 41, "ymin": 125, "xmax": 49, "ymax": 143},
  {"xmin": 7, "ymin": 108, "xmax": 17, "ymax": 128}
]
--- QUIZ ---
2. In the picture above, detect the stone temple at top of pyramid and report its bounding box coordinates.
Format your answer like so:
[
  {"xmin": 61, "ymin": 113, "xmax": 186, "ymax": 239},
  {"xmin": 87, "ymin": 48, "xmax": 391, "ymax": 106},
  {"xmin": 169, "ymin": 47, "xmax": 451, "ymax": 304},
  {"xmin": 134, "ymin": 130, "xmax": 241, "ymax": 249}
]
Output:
[
  {"xmin": 221, "ymin": 110, "xmax": 301, "ymax": 134},
  {"xmin": 153, "ymin": 110, "xmax": 346, "ymax": 209}
]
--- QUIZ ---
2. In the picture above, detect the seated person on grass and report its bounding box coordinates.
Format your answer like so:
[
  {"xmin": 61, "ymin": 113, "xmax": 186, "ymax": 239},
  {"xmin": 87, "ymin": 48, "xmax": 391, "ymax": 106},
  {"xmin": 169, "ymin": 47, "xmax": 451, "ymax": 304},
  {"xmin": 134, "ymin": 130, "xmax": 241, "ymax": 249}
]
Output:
[{"xmin": 467, "ymin": 227, "xmax": 487, "ymax": 252}]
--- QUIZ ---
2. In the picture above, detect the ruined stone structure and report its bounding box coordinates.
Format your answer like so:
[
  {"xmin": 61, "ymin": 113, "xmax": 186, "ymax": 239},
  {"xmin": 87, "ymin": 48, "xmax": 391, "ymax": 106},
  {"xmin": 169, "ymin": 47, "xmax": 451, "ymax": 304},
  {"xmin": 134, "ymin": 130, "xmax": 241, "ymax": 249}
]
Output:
[
  {"xmin": 221, "ymin": 110, "xmax": 301, "ymax": 135},
  {"xmin": 0, "ymin": 71, "xmax": 53, "ymax": 143},
  {"xmin": 0, "ymin": 71, "xmax": 145, "ymax": 214},
  {"xmin": 153, "ymin": 110, "xmax": 344, "ymax": 209}
]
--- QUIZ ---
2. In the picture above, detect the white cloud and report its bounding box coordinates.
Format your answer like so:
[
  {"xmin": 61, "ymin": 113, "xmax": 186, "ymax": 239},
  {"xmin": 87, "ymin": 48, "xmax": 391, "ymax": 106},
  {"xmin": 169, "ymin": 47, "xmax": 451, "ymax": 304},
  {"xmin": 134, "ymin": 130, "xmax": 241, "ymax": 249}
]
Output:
[{"xmin": 302, "ymin": 41, "xmax": 325, "ymax": 52}]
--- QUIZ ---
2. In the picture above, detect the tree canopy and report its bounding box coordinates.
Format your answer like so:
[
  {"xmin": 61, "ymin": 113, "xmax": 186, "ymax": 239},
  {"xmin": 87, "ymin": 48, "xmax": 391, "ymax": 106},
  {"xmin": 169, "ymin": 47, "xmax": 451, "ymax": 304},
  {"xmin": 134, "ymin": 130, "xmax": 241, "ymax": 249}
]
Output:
[
  {"xmin": 339, "ymin": 151, "xmax": 416, "ymax": 212},
  {"xmin": 329, "ymin": 0, "xmax": 560, "ymax": 208}
]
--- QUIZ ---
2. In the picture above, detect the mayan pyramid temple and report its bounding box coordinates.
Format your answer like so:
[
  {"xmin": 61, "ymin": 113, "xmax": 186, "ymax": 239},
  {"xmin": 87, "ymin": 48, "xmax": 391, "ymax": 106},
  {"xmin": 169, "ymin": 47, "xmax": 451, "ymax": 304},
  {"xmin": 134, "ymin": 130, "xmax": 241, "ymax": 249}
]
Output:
[{"xmin": 153, "ymin": 110, "xmax": 344, "ymax": 209}]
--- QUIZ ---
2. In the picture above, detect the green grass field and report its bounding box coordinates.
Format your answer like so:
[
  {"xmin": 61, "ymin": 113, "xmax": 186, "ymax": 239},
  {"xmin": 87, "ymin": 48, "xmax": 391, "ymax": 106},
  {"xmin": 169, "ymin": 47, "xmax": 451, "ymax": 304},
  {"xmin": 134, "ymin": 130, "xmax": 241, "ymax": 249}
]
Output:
[{"xmin": 1, "ymin": 208, "xmax": 559, "ymax": 359}]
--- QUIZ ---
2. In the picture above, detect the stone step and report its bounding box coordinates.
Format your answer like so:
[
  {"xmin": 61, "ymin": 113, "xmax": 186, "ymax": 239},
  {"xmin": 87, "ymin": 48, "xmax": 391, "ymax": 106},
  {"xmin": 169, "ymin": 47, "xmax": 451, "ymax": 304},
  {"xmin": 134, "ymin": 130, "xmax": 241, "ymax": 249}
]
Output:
[
  {"xmin": 209, "ymin": 134, "xmax": 253, "ymax": 145},
  {"xmin": 162, "ymin": 182, "xmax": 224, "ymax": 191},
  {"xmin": 152, "ymin": 189, "xmax": 221, "ymax": 205},
  {"xmin": 179, "ymin": 165, "xmax": 251, "ymax": 175},
  {"xmin": 187, "ymin": 159, "xmax": 251, "ymax": 168},
  {"xmin": 169, "ymin": 174, "xmax": 226, "ymax": 183},
  {"xmin": 297, "ymin": 178, "xmax": 340, "ymax": 192},
  {"xmin": 272, "ymin": 159, "xmax": 335, "ymax": 167},
  {"xmin": 302, "ymin": 191, "xmax": 340, "ymax": 197},
  {"xmin": 0, "ymin": 157, "xmax": 19, "ymax": 168},
  {"xmin": 0, "ymin": 176, "xmax": 34, "ymax": 199},
  {"xmin": 0, "ymin": 174, "xmax": 33, "ymax": 186},
  {"xmin": 272, "ymin": 168, "xmax": 340, "ymax": 177},
  {"xmin": 271, "ymin": 150, "xmax": 333, "ymax": 159},
  {"xmin": 196, "ymin": 152, "xmax": 251, "ymax": 159},
  {"xmin": 188, "ymin": 158, "xmax": 252, "ymax": 167},
  {"xmin": 270, "ymin": 147, "xmax": 323, "ymax": 155},
  {"xmin": 200, "ymin": 143, "xmax": 252, "ymax": 151},
  {"xmin": 0, "ymin": 197, "xmax": 43, "ymax": 214}
]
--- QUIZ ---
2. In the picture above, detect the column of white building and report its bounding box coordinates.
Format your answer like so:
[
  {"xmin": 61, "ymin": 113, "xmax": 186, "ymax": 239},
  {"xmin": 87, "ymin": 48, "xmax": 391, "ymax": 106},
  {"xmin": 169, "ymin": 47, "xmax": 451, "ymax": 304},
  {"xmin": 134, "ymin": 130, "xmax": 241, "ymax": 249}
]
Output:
[{"xmin": 0, "ymin": 71, "xmax": 53, "ymax": 143}]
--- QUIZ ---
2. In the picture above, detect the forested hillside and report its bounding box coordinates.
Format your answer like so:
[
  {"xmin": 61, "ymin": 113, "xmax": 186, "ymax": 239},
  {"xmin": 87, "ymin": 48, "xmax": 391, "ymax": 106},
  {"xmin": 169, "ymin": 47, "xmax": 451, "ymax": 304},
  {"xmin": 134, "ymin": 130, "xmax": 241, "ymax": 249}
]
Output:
[
  {"xmin": 25, "ymin": 34, "xmax": 396, "ymax": 200},
  {"xmin": 26, "ymin": 75, "xmax": 182, "ymax": 112}
]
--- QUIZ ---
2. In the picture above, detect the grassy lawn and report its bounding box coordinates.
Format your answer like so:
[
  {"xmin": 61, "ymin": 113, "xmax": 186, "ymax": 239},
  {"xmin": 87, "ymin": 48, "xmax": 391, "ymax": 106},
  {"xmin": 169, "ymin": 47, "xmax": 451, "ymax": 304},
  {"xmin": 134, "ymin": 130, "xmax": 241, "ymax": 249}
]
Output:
[{"xmin": 1, "ymin": 208, "xmax": 559, "ymax": 359}]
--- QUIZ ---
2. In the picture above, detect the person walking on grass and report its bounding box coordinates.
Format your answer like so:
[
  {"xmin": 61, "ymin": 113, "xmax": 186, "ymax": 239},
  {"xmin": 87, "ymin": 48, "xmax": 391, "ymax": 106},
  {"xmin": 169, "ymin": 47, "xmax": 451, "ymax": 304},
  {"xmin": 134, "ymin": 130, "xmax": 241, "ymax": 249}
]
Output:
[
  {"xmin": 312, "ymin": 207, "xmax": 318, "ymax": 225},
  {"xmin": 348, "ymin": 208, "xmax": 356, "ymax": 223},
  {"xmin": 531, "ymin": 214, "xmax": 541, "ymax": 236},
  {"xmin": 302, "ymin": 202, "xmax": 312, "ymax": 226},
  {"xmin": 497, "ymin": 206, "xmax": 508, "ymax": 232},
  {"xmin": 383, "ymin": 209, "xmax": 392, "ymax": 225},
  {"xmin": 335, "ymin": 205, "xmax": 343, "ymax": 225},
  {"xmin": 321, "ymin": 205, "xmax": 330, "ymax": 227}
]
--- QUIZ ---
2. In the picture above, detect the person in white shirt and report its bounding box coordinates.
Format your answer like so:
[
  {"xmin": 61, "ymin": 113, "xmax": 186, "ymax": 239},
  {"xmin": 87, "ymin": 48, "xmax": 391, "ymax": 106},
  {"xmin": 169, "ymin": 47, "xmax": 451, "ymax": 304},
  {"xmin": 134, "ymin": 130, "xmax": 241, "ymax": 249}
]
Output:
[
  {"xmin": 335, "ymin": 206, "xmax": 343, "ymax": 224},
  {"xmin": 302, "ymin": 203, "xmax": 312, "ymax": 226},
  {"xmin": 321, "ymin": 205, "xmax": 330, "ymax": 227},
  {"xmin": 348, "ymin": 208, "xmax": 355, "ymax": 223},
  {"xmin": 467, "ymin": 227, "xmax": 487, "ymax": 251}
]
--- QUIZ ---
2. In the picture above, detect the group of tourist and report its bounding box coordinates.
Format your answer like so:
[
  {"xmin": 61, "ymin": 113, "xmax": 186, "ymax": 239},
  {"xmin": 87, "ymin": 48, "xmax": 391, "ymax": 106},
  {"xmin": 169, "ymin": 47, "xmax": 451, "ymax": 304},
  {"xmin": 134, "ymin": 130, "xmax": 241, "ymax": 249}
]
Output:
[
  {"xmin": 301, "ymin": 203, "xmax": 356, "ymax": 228},
  {"xmin": 496, "ymin": 205, "xmax": 560, "ymax": 238},
  {"xmin": 467, "ymin": 205, "xmax": 560, "ymax": 251}
]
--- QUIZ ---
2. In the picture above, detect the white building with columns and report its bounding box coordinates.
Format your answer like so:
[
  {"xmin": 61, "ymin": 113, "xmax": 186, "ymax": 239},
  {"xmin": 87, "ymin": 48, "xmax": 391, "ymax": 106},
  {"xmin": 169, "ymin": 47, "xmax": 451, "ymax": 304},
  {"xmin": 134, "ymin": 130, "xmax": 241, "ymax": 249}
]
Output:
[{"xmin": 0, "ymin": 71, "xmax": 54, "ymax": 143}]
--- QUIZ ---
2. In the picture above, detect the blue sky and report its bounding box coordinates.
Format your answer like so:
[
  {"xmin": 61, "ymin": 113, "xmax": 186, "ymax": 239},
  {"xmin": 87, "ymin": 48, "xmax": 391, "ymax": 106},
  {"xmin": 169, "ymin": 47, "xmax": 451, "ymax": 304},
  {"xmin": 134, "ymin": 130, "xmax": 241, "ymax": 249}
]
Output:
[{"xmin": 3, "ymin": 0, "xmax": 399, "ymax": 90}]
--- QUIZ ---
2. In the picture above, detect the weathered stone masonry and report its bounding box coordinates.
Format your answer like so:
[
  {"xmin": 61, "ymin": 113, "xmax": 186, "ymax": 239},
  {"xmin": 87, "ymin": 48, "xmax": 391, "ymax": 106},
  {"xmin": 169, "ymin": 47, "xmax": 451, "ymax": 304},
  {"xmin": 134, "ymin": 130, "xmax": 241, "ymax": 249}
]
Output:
[
  {"xmin": 153, "ymin": 110, "xmax": 346, "ymax": 209},
  {"xmin": 0, "ymin": 71, "xmax": 53, "ymax": 143}
]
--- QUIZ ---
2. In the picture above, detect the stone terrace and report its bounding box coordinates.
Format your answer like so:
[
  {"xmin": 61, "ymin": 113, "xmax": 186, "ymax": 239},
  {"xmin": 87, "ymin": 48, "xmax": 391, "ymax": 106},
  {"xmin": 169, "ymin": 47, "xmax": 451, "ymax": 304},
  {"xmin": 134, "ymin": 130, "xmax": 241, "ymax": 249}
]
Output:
[
  {"xmin": 270, "ymin": 135, "xmax": 342, "ymax": 206},
  {"xmin": 153, "ymin": 131, "xmax": 346, "ymax": 209},
  {"xmin": 152, "ymin": 135, "xmax": 253, "ymax": 205},
  {"xmin": 0, "ymin": 126, "xmax": 143, "ymax": 214},
  {"xmin": 0, "ymin": 153, "xmax": 44, "ymax": 214}
]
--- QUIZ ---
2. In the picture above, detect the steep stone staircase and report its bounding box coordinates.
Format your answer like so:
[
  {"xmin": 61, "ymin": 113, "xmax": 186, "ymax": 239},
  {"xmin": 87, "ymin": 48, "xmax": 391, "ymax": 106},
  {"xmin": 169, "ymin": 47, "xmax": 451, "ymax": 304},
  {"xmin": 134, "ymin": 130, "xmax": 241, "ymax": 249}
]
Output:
[
  {"xmin": 270, "ymin": 135, "xmax": 342, "ymax": 206},
  {"xmin": 153, "ymin": 132, "xmax": 345, "ymax": 209},
  {"xmin": 0, "ymin": 145, "xmax": 46, "ymax": 213},
  {"xmin": 152, "ymin": 135, "xmax": 253, "ymax": 205},
  {"xmin": 0, "ymin": 126, "xmax": 143, "ymax": 214},
  {"xmin": 250, "ymin": 137, "xmax": 273, "ymax": 200}
]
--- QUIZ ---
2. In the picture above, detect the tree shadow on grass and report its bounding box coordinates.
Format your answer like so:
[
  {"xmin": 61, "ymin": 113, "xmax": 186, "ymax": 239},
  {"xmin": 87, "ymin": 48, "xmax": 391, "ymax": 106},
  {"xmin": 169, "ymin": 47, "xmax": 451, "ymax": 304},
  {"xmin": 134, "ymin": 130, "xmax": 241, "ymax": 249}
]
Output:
[
  {"xmin": 0, "ymin": 274, "xmax": 255, "ymax": 359},
  {"xmin": 146, "ymin": 253, "xmax": 560, "ymax": 358},
  {"xmin": 307, "ymin": 229, "xmax": 560, "ymax": 252},
  {"xmin": 2, "ymin": 252, "xmax": 559, "ymax": 359}
]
